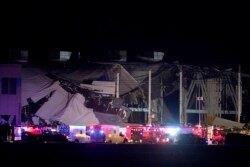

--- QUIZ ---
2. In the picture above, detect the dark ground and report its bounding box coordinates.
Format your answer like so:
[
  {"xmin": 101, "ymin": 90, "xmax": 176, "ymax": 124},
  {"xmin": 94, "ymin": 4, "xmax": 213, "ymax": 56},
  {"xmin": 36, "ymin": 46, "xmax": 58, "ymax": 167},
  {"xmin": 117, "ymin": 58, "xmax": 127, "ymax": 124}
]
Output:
[{"xmin": 1, "ymin": 143, "xmax": 250, "ymax": 167}]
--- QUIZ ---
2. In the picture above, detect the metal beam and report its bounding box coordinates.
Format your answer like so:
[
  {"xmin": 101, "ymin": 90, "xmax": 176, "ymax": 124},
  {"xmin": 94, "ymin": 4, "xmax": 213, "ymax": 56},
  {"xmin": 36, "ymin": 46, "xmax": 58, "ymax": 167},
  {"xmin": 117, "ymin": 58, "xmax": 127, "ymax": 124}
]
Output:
[{"xmin": 186, "ymin": 109, "xmax": 236, "ymax": 114}]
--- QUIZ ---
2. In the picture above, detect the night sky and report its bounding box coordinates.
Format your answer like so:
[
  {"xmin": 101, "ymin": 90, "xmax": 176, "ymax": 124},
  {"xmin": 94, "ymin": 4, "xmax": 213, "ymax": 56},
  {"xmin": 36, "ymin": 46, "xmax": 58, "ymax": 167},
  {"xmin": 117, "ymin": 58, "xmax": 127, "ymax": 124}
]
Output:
[
  {"xmin": 1, "ymin": 3, "xmax": 250, "ymax": 122},
  {"xmin": 1, "ymin": 3, "xmax": 249, "ymax": 71}
]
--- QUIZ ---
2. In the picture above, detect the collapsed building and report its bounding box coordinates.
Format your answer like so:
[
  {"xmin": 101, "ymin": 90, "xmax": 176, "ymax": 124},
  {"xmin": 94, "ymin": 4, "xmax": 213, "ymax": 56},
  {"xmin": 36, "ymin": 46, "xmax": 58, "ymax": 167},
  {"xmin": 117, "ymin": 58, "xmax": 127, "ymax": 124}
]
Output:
[{"xmin": 0, "ymin": 61, "xmax": 249, "ymax": 129}]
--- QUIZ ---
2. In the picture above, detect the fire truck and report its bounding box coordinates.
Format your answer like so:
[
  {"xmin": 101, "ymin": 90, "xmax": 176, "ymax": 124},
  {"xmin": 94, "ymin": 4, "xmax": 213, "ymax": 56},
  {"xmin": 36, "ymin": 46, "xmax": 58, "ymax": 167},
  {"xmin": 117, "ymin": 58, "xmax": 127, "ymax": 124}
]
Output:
[
  {"xmin": 126, "ymin": 125, "xmax": 144, "ymax": 143},
  {"xmin": 126, "ymin": 125, "xmax": 168, "ymax": 144},
  {"xmin": 143, "ymin": 126, "xmax": 168, "ymax": 144},
  {"xmin": 206, "ymin": 126, "xmax": 225, "ymax": 145},
  {"xmin": 193, "ymin": 125, "xmax": 225, "ymax": 145}
]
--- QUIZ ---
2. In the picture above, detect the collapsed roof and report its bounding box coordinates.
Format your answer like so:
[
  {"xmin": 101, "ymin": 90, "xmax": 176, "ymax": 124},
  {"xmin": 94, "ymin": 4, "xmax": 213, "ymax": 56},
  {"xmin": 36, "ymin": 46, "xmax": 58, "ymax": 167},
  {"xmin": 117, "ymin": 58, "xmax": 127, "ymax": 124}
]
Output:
[
  {"xmin": 50, "ymin": 62, "xmax": 139, "ymax": 96},
  {"xmin": 21, "ymin": 61, "xmax": 246, "ymax": 126},
  {"xmin": 21, "ymin": 63, "xmax": 139, "ymax": 126}
]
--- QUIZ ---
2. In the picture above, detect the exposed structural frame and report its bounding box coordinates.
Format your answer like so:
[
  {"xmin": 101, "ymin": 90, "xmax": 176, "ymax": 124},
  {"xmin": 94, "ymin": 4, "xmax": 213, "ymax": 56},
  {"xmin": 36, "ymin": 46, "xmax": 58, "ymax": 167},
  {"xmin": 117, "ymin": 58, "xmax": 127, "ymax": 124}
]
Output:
[{"xmin": 179, "ymin": 65, "xmax": 243, "ymax": 125}]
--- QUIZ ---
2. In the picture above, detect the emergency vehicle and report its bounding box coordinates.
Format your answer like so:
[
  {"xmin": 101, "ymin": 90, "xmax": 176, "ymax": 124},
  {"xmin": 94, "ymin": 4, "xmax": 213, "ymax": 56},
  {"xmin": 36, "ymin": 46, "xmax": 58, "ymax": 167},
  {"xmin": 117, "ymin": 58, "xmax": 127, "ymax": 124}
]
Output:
[
  {"xmin": 164, "ymin": 126, "xmax": 181, "ymax": 144},
  {"xmin": 142, "ymin": 126, "xmax": 167, "ymax": 144},
  {"xmin": 206, "ymin": 126, "xmax": 225, "ymax": 145},
  {"xmin": 86, "ymin": 125, "xmax": 106, "ymax": 143},
  {"xmin": 67, "ymin": 125, "xmax": 91, "ymax": 143},
  {"xmin": 126, "ymin": 125, "xmax": 144, "ymax": 143},
  {"xmin": 102, "ymin": 125, "xmax": 127, "ymax": 144},
  {"xmin": 20, "ymin": 125, "xmax": 68, "ymax": 143},
  {"xmin": 193, "ymin": 124, "xmax": 225, "ymax": 145},
  {"xmin": 106, "ymin": 130, "xmax": 127, "ymax": 144},
  {"xmin": 126, "ymin": 125, "xmax": 169, "ymax": 144}
]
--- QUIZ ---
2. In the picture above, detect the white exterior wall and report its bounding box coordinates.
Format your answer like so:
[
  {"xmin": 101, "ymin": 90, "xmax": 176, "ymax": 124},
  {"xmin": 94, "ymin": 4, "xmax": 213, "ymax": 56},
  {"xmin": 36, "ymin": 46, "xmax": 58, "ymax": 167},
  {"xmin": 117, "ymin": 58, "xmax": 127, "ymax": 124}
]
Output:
[{"xmin": 0, "ymin": 64, "xmax": 21, "ymax": 125}]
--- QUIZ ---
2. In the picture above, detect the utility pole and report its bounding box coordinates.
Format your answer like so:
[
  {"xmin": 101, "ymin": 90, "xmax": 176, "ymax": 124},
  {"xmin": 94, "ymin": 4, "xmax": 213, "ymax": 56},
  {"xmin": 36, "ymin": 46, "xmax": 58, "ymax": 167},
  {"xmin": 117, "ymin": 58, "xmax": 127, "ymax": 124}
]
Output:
[
  {"xmin": 198, "ymin": 86, "xmax": 201, "ymax": 126},
  {"xmin": 160, "ymin": 78, "xmax": 164, "ymax": 124},
  {"xmin": 237, "ymin": 64, "xmax": 242, "ymax": 123},
  {"xmin": 179, "ymin": 67, "xmax": 184, "ymax": 125},
  {"xmin": 148, "ymin": 70, "xmax": 152, "ymax": 125},
  {"xmin": 116, "ymin": 73, "xmax": 120, "ymax": 98},
  {"xmin": 197, "ymin": 72, "xmax": 202, "ymax": 126}
]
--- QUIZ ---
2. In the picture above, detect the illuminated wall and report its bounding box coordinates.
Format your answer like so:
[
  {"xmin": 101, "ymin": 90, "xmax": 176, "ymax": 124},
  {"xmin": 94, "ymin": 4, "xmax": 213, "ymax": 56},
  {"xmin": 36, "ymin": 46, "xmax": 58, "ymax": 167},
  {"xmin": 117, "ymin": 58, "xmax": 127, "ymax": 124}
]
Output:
[{"xmin": 0, "ymin": 64, "xmax": 21, "ymax": 125}]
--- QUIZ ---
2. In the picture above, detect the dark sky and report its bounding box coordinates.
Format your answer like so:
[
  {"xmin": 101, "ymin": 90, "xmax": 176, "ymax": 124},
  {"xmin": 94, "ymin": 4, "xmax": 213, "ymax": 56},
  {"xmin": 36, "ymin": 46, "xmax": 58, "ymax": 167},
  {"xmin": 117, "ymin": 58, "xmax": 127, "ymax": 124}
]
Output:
[
  {"xmin": 2, "ymin": 3, "xmax": 250, "ymax": 71},
  {"xmin": 1, "ymin": 3, "xmax": 250, "ymax": 122}
]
